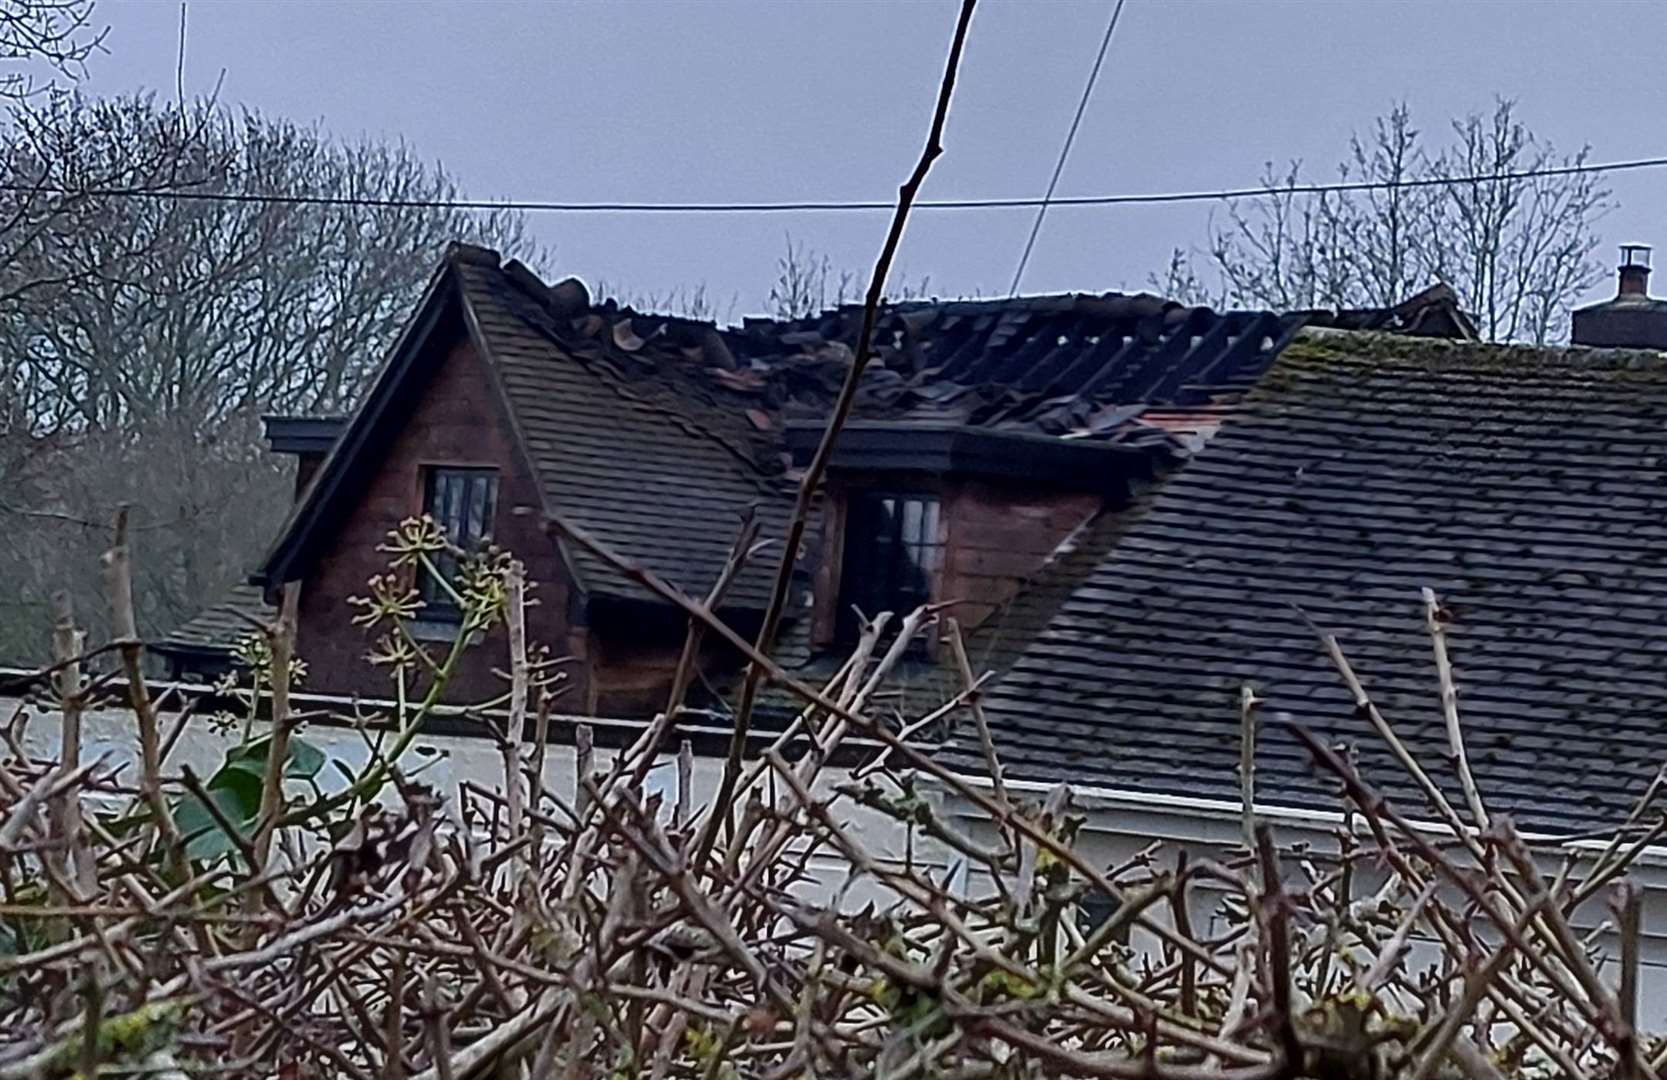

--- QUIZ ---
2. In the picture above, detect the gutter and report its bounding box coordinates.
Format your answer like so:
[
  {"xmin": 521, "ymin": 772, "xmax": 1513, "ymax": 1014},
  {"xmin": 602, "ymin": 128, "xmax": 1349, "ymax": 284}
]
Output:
[{"xmin": 933, "ymin": 770, "xmax": 1667, "ymax": 875}]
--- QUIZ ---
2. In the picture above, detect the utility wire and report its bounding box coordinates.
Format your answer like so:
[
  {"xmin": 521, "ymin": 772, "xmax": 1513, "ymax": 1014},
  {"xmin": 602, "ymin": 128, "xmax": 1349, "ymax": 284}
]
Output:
[
  {"xmin": 1, "ymin": 153, "xmax": 1663, "ymax": 216},
  {"xmin": 1008, "ymin": 0, "xmax": 1126, "ymax": 296}
]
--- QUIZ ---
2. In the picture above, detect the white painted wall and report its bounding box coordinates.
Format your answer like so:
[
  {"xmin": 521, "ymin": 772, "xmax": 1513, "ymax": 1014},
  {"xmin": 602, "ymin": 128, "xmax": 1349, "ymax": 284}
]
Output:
[{"xmin": 2, "ymin": 694, "xmax": 942, "ymax": 912}]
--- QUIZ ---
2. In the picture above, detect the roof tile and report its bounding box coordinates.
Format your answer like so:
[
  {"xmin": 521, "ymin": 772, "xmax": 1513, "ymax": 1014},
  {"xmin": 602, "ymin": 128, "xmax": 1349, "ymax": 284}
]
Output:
[{"xmin": 951, "ymin": 330, "xmax": 1667, "ymax": 836}]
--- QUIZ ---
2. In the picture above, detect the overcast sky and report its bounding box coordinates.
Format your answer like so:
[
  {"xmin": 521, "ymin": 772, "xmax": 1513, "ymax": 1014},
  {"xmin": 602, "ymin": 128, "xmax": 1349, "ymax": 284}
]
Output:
[{"xmin": 83, "ymin": 0, "xmax": 1667, "ymax": 319}]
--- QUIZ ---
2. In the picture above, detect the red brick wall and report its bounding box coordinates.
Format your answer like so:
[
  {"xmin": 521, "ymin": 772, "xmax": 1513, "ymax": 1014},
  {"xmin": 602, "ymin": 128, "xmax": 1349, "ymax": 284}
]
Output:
[
  {"xmin": 294, "ymin": 329, "xmax": 1103, "ymax": 715},
  {"xmin": 295, "ymin": 335, "xmax": 588, "ymax": 707},
  {"xmin": 939, "ymin": 479, "xmax": 1100, "ymax": 629}
]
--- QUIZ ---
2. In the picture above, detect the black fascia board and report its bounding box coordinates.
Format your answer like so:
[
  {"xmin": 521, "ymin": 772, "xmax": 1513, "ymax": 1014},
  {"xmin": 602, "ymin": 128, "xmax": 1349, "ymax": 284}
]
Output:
[
  {"xmin": 262, "ymin": 415, "xmax": 348, "ymax": 455},
  {"xmin": 782, "ymin": 421, "xmax": 1155, "ymax": 496}
]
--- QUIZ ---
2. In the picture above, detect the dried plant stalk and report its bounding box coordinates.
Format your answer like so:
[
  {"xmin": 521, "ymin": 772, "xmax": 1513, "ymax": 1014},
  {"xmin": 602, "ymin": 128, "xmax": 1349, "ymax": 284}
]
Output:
[{"xmin": 3, "ymin": 525, "xmax": 1663, "ymax": 1080}]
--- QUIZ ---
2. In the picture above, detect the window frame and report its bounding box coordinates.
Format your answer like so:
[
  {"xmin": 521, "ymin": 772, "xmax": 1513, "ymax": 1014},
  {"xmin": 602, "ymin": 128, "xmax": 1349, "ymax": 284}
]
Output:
[
  {"xmin": 834, "ymin": 489, "xmax": 943, "ymax": 647},
  {"xmin": 419, "ymin": 465, "xmax": 500, "ymax": 622}
]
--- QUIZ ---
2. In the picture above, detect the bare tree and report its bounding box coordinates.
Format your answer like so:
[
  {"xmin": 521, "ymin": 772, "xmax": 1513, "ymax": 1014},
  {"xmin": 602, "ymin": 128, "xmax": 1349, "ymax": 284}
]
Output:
[
  {"xmin": 768, "ymin": 233, "xmax": 859, "ymax": 319},
  {"xmin": 770, "ymin": 233, "xmax": 933, "ymax": 319},
  {"xmin": 0, "ymin": 0, "xmax": 105, "ymax": 102},
  {"xmin": 594, "ymin": 278, "xmax": 740, "ymax": 324},
  {"xmin": 1148, "ymin": 245, "xmax": 1223, "ymax": 308},
  {"xmin": 0, "ymin": 94, "xmax": 545, "ymax": 663},
  {"xmin": 600, "ymin": 234, "xmax": 936, "ymax": 325},
  {"xmin": 1425, "ymin": 101, "xmax": 1610, "ymax": 343},
  {"xmin": 1187, "ymin": 100, "xmax": 1610, "ymax": 342}
]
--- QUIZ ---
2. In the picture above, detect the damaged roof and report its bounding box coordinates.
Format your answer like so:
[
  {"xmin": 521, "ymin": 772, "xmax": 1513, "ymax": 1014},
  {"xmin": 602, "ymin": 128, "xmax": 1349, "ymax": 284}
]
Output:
[
  {"xmin": 245, "ymin": 244, "xmax": 1470, "ymax": 664},
  {"xmin": 257, "ymin": 245, "xmax": 799, "ymax": 610},
  {"xmin": 255, "ymin": 248, "xmax": 1473, "ymax": 490},
  {"xmin": 949, "ymin": 330, "xmax": 1667, "ymax": 836},
  {"xmin": 453, "ymin": 254, "xmax": 796, "ymax": 608},
  {"xmin": 718, "ymin": 281, "xmax": 1470, "ymax": 442}
]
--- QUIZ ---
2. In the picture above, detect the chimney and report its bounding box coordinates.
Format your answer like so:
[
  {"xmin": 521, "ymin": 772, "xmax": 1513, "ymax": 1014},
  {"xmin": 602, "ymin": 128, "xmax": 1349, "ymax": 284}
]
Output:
[
  {"xmin": 1571, "ymin": 244, "xmax": 1667, "ymax": 350},
  {"xmin": 1619, "ymin": 243, "xmax": 1651, "ymax": 296}
]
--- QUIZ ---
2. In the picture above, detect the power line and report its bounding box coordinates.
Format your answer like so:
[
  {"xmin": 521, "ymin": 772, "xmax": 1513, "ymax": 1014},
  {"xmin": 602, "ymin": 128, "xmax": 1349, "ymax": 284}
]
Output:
[
  {"xmin": 1008, "ymin": 0, "xmax": 1127, "ymax": 297},
  {"xmin": 1, "ymin": 153, "xmax": 1662, "ymax": 216}
]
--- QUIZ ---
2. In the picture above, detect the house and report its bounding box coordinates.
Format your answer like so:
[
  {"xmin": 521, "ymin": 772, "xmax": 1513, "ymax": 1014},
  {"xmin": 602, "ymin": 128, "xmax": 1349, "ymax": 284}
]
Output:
[
  {"xmin": 127, "ymin": 243, "xmax": 1667, "ymax": 1015},
  {"xmin": 153, "ymin": 242, "xmax": 1470, "ymax": 727},
  {"xmin": 154, "ymin": 243, "xmax": 1473, "ymax": 716}
]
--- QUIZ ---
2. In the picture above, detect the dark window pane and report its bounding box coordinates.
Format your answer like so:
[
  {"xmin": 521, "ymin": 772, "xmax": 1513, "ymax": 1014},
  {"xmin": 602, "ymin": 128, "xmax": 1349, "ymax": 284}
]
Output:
[
  {"xmin": 420, "ymin": 467, "xmax": 499, "ymax": 619},
  {"xmin": 836, "ymin": 492, "xmax": 942, "ymax": 645},
  {"xmin": 1078, "ymin": 892, "xmax": 1130, "ymax": 945}
]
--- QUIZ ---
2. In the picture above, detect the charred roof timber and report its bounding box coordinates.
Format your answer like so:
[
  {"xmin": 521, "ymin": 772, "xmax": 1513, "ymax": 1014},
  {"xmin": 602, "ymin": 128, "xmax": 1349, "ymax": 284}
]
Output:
[{"xmin": 1572, "ymin": 244, "xmax": 1667, "ymax": 350}]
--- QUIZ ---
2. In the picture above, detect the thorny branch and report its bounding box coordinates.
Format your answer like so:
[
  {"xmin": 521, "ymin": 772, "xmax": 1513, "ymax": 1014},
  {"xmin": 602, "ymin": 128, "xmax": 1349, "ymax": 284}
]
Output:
[{"xmin": 0, "ymin": 12, "xmax": 1657, "ymax": 1074}]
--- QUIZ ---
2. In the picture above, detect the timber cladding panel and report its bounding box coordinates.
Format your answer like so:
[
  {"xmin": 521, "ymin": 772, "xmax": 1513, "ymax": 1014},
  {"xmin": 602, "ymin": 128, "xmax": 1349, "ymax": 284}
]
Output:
[{"xmin": 295, "ymin": 336, "xmax": 585, "ymax": 706}]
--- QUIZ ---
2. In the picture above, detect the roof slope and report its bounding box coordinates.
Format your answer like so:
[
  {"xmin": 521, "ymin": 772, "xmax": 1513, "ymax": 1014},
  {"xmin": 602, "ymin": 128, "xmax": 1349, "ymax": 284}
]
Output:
[
  {"xmin": 454, "ymin": 258, "xmax": 792, "ymax": 607},
  {"xmin": 721, "ymin": 284, "xmax": 1470, "ymax": 438},
  {"xmin": 153, "ymin": 583, "xmax": 270, "ymax": 659},
  {"xmin": 954, "ymin": 330, "xmax": 1667, "ymax": 836}
]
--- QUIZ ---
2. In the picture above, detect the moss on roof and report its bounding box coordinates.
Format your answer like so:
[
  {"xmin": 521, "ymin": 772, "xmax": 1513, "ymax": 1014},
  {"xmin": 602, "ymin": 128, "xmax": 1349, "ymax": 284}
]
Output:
[{"xmin": 955, "ymin": 329, "xmax": 1667, "ymax": 837}]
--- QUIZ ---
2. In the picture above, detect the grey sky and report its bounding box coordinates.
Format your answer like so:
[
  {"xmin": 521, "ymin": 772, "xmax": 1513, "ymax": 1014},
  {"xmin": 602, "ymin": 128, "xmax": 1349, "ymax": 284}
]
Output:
[{"xmin": 87, "ymin": 0, "xmax": 1667, "ymax": 319}]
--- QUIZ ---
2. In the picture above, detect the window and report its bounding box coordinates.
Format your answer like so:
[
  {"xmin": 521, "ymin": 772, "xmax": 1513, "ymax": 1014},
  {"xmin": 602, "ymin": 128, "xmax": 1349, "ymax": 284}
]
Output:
[
  {"xmin": 836, "ymin": 492, "xmax": 942, "ymax": 644},
  {"xmin": 421, "ymin": 467, "xmax": 499, "ymax": 618}
]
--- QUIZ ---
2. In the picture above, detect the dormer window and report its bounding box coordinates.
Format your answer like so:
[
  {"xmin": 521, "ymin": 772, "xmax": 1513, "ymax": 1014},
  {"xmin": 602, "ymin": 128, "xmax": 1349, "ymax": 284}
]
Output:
[
  {"xmin": 421, "ymin": 466, "xmax": 498, "ymax": 619},
  {"xmin": 836, "ymin": 492, "xmax": 942, "ymax": 644}
]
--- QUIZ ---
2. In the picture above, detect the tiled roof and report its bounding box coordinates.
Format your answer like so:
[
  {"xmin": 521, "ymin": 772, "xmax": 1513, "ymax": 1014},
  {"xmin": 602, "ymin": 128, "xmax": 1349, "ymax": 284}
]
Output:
[
  {"xmin": 950, "ymin": 330, "xmax": 1667, "ymax": 836},
  {"xmin": 728, "ymin": 297, "xmax": 1298, "ymax": 436},
  {"xmin": 258, "ymin": 246, "xmax": 802, "ymax": 612},
  {"xmin": 454, "ymin": 258, "xmax": 796, "ymax": 608},
  {"xmin": 250, "ymin": 245, "xmax": 1476, "ymax": 703},
  {"xmin": 153, "ymin": 583, "xmax": 270, "ymax": 658}
]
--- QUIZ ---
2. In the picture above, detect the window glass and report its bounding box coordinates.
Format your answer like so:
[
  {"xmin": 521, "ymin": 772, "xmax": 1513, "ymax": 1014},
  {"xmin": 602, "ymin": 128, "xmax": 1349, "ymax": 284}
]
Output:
[
  {"xmin": 421, "ymin": 467, "xmax": 498, "ymax": 618},
  {"xmin": 836, "ymin": 492, "xmax": 942, "ymax": 644}
]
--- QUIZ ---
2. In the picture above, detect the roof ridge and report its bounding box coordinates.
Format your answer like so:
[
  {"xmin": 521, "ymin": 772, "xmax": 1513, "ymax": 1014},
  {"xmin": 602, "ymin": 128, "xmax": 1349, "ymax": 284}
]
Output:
[{"xmin": 1291, "ymin": 326, "xmax": 1667, "ymax": 367}]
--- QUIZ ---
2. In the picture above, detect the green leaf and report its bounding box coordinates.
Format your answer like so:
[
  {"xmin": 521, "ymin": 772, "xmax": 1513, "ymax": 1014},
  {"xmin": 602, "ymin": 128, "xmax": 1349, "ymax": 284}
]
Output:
[
  {"xmin": 175, "ymin": 749, "xmax": 267, "ymax": 862},
  {"xmin": 174, "ymin": 736, "xmax": 330, "ymax": 864},
  {"xmin": 222, "ymin": 735, "xmax": 327, "ymax": 782},
  {"xmin": 175, "ymin": 780, "xmax": 258, "ymax": 861},
  {"xmin": 284, "ymin": 736, "xmax": 327, "ymax": 779}
]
